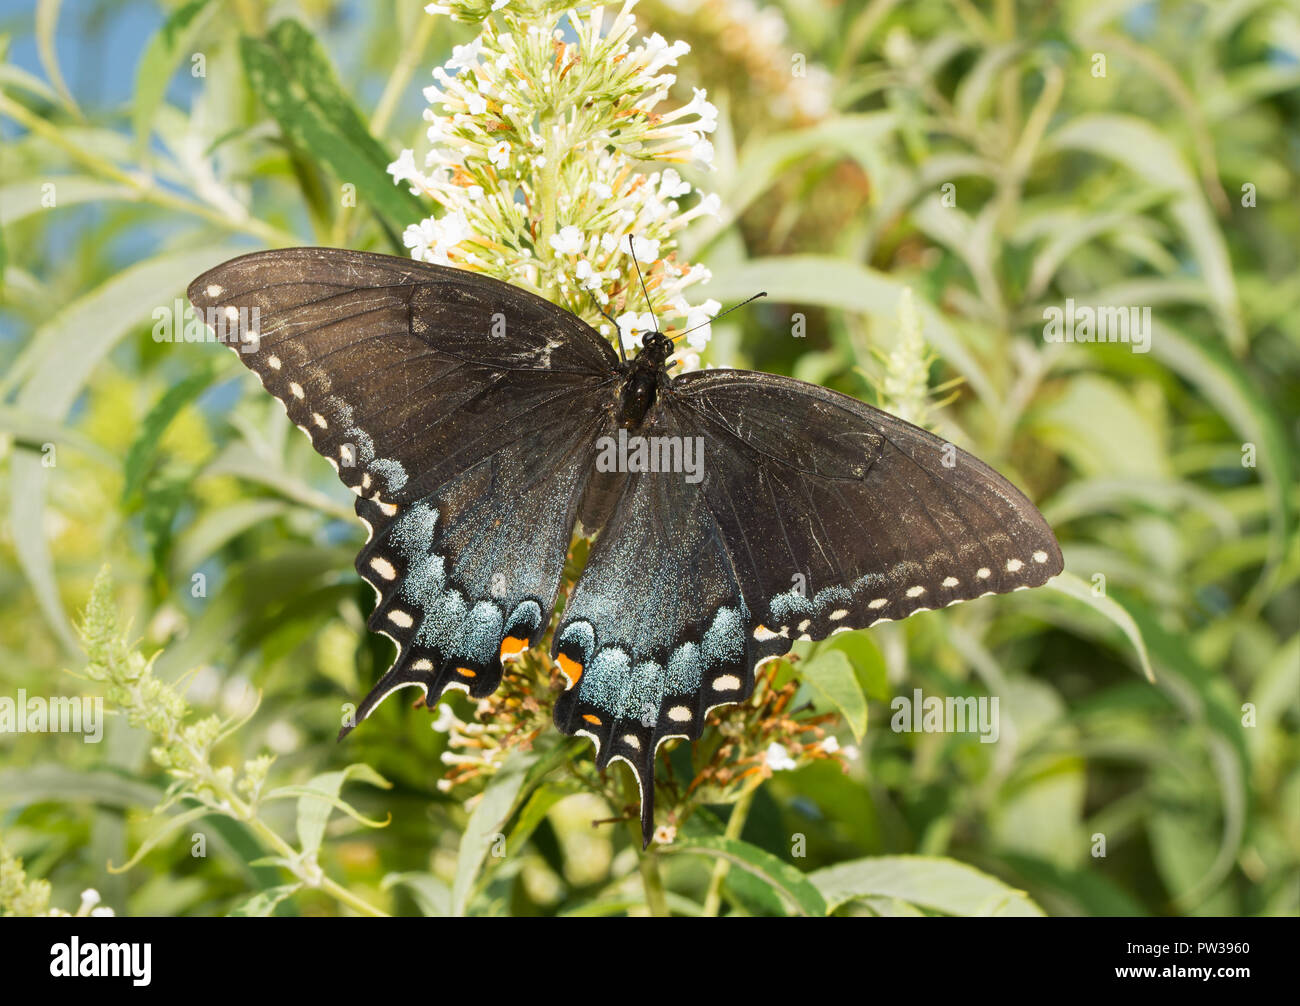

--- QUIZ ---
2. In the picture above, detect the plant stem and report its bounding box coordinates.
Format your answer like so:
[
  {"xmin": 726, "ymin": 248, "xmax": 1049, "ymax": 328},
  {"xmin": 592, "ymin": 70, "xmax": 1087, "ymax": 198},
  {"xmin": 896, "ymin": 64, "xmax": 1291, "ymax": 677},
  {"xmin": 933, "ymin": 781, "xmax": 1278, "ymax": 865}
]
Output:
[
  {"xmin": 624, "ymin": 768, "xmax": 670, "ymax": 916},
  {"xmin": 637, "ymin": 848, "xmax": 671, "ymax": 917},
  {"xmin": 701, "ymin": 786, "xmax": 756, "ymax": 917},
  {"xmin": 371, "ymin": 10, "xmax": 438, "ymax": 139}
]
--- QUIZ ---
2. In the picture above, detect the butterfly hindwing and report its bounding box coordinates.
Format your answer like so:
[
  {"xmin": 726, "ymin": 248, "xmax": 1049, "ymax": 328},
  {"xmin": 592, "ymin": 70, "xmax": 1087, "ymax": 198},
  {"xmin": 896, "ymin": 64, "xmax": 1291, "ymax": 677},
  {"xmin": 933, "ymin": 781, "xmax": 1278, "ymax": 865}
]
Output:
[{"xmin": 349, "ymin": 405, "xmax": 608, "ymax": 727}]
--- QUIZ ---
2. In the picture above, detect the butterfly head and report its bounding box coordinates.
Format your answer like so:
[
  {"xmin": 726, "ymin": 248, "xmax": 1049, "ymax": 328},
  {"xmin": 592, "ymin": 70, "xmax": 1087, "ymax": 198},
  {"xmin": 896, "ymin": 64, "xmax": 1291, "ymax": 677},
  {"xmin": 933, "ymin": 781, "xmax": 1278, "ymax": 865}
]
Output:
[{"xmin": 637, "ymin": 330, "xmax": 674, "ymax": 366}]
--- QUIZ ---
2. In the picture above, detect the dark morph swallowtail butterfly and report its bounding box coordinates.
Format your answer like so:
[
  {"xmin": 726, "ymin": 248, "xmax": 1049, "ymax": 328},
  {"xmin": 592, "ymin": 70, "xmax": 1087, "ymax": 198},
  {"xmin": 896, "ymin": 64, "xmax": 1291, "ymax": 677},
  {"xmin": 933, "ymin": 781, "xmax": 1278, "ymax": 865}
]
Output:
[{"xmin": 189, "ymin": 247, "xmax": 1062, "ymax": 845}]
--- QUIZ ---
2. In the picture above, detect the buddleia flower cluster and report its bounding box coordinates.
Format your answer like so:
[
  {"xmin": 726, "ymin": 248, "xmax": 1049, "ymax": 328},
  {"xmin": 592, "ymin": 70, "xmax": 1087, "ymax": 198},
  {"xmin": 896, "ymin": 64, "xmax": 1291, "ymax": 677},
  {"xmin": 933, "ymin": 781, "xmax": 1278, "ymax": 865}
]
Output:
[{"xmin": 389, "ymin": 0, "xmax": 723, "ymax": 367}]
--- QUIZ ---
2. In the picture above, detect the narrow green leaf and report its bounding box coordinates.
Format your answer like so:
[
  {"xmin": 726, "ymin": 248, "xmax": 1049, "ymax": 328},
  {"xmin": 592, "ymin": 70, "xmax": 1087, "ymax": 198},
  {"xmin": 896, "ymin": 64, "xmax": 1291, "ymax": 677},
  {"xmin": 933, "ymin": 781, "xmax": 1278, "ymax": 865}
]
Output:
[
  {"xmin": 1046, "ymin": 115, "xmax": 1242, "ymax": 351},
  {"xmin": 1043, "ymin": 571, "xmax": 1154, "ymax": 682},
  {"xmin": 810, "ymin": 855, "xmax": 1044, "ymax": 916},
  {"xmin": 290, "ymin": 763, "xmax": 392, "ymax": 858},
  {"xmin": 122, "ymin": 367, "xmax": 215, "ymax": 502},
  {"xmin": 382, "ymin": 872, "xmax": 451, "ymax": 917},
  {"xmin": 133, "ymin": 0, "xmax": 214, "ymax": 154},
  {"xmin": 5, "ymin": 247, "xmax": 246, "ymax": 647},
  {"xmin": 1147, "ymin": 319, "xmax": 1293, "ymax": 595},
  {"xmin": 451, "ymin": 751, "xmax": 538, "ymax": 917},
  {"xmin": 239, "ymin": 19, "xmax": 426, "ymax": 231},
  {"xmin": 35, "ymin": 0, "xmax": 80, "ymax": 116},
  {"xmin": 227, "ymin": 883, "xmax": 301, "ymax": 917},
  {"xmin": 664, "ymin": 835, "xmax": 827, "ymax": 917},
  {"xmin": 0, "ymin": 766, "xmax": 162, "ymax": 808}
]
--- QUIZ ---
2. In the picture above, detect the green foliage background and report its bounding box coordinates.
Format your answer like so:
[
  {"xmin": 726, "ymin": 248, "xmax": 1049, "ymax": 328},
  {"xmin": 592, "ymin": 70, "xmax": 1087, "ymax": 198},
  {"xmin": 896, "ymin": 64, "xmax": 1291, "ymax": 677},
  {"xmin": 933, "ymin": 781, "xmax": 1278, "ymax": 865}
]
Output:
[{"xmin": 0, "ymin": 0, "xmax": 1296, "ymax": 916}]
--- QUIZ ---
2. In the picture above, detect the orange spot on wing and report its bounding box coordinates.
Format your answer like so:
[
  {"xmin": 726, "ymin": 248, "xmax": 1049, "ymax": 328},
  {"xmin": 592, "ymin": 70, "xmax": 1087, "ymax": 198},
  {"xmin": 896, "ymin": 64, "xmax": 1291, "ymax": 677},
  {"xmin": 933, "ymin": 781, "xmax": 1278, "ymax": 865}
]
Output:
[
  {"xmin": 556, "ymin": 653, "xmax": 583, "ymax": 686},
  {"xmin": 499, "ymin": 636, "xmax": 529, "ymax": 659},
  {"xmin": 456, "ymin": 667, "xmax": 477, "ymax": 678},
  {"xmin": 582, "ymin": 713, "xmax": 602, "ymax": 725}
]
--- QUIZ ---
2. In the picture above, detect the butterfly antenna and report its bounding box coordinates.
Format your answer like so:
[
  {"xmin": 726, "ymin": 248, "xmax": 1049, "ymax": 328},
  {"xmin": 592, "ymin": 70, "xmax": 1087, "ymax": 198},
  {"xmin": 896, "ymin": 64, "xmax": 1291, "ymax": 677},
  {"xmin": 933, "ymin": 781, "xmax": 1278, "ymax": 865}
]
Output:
[
  {"xmin": 628, "ymin": 234, "xmax": 660, "ymax": 334},
  {"xmin": 670, "ymin": 292, "xmax": 767, "ymax": 343},
  {"xmin": 588, "ymin": 289, "xmax": 627, "ymax": 363}
]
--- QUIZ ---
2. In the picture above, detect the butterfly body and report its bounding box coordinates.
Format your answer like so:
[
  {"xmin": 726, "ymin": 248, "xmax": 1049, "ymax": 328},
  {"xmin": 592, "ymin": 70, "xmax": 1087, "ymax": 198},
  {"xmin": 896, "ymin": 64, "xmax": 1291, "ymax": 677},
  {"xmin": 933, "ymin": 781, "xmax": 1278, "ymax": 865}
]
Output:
[{"xmin": 189, "ymin": 247, "xmax": 1062, "ymax": 845}]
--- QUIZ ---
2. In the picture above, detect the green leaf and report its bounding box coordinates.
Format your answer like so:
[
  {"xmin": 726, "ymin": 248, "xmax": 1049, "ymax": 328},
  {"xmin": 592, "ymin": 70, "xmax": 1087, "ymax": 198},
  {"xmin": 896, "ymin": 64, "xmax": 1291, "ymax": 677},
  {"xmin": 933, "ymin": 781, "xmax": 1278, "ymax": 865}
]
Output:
[
  {"xmin": 1045, "ymin": 114, "xmax": 1242, "ymax": 351},
  {"xmin": 707, "ymin": 256, "xmax": 996, "ymax": 405},
  {"xmin": 289, "ymin": 763, "xmax": 392, "ymax": 858},
  {"xmin": 797, "ymin": 649, "xmax": 868, "ymax": 740},
  {"xmin": 133, "ymin": 0, "xmax": 214, "ymax": 154},
  {"xmin": 171, "ymin": 499, "xmax": 293, "ymax": 577},
  {"xmin": 382, "ymin": 872, "xmax": 451, "ymax": 917},
  {"xmin": 810, "ymin": 855, "xmax": 1044, "ymax": 916},
  {"xmin": 0, "ymin": 766, "xmax": 162, "ymax": 808},
  {"xmin": 809, "ymin": 629, "xmax": 889, "ymax": 701},
  {"xmin": 451, "ymin": 751, "xmax": 538, "ymax": 917},
  {"xmin": 240, "ymin": 19, "xmax": 426, "ymax": 231},
  {"xmin": 450, "ymin": 740, "xmax": 579, "ymax": 916},
  {"xmin": 5, "ymin": 247, "xmax": 242, "ymax": 648},
  {"xmin": 227, "ymin": 883, "xmax": 301, "ymax": 917},
  {"xmin": 1146, "ymin": 319, "xmax": 1294, "ymax": 595},
  {"xmin": 35, "ymin": 0, "xmax": 80, "ymax": 115},
  {"xmin": 122, "ymin": 366, "xmax": 216, "ymax": 502},
  {"xmin": 0, "ymin": 405, "xmax": 113, "ymax": 464},
  {"xmin": 1042, "ymin": 571, "xmax": 1154, "ymax": 682},
  {"xmin": 664, "ymin": 835, "xmax": 827, "ymax": 917}
]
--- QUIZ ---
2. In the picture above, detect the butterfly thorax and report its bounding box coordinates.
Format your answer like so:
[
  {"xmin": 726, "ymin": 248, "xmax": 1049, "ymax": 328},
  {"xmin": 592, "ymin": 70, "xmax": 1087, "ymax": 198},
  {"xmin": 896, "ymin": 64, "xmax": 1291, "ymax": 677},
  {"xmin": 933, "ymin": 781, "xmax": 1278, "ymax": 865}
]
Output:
[{"xmin": 618, "ymin": 332, "xmax": 673, "ymax": 429}]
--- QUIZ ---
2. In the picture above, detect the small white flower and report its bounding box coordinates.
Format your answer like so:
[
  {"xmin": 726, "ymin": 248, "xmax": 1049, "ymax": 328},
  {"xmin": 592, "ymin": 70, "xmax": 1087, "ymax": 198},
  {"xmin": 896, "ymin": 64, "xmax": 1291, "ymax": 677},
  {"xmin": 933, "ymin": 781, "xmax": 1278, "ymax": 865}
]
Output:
[
  {"xmin": 549, "ymin": 225, "xmax": 584, "ymax": 255},
  {"xmin": 488, "ymin": 140, "xmax": 511, "ymax": 169},
  {"xmin": 629, "ymin": 235, "xmax": 660, "ymax": 262},
  {"xmin": 843, "ymin": 745, "xmax": 861, "ymax": 762},
  {"xmin": 616, "ymin": 311, "xmax": 656, "ymax": 353},
  {"xmin": 652, "ymin": 824, "xmax": 677, "ymax": 845},
  {"xmin": 684, "ymin": 298, "xmax": 721, "ymax": 351},
  {"xmin": 765, "ymin": 742, "xmax": 797, "ymax": 772},
  {"xmin": 80, "ymin": 889, "xmax": 101, "ymax": 908},
  {"xmin": 432, "ymin": 703, "xmax": 458, "ymax": 733},
  {"xmin": 447, "ymin": 38, "xmax": 483, "ymax": 72},
  {"xmin": 658, "ymin": 168, "xmax": 690, "ymax": 200},
  {"xmin": 820, "ymin": 736, "xmax": 840, "ymax": 754},
  {"xmin": 90, "ymin": 907, "xmax": 115, "ymax": 917},
  {"xmin": 465, "ymin": 91, "xmax": 488, "ymax": 115},
  {"xmin": 593, "ymin": 182, "xmax": 613, "ymax": 199},
  {"xmin": 403, "ymin": 218, "xmax": 439, "ymax": 259},
  {"xmin": 690, "ymin": 135, "xmax": 715, "ymax": 166},
  {"xmin": 387, "ymin": 149, "xmax": 420, "ymax": 185}
]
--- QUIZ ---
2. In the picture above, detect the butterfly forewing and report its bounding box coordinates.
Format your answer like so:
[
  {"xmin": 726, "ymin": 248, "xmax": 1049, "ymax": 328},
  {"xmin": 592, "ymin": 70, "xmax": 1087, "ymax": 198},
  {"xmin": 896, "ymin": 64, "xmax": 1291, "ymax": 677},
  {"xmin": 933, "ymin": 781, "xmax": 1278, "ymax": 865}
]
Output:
[{"xmin": 669, "ymin": 369, "xmax": 1063, "ymax": 646}]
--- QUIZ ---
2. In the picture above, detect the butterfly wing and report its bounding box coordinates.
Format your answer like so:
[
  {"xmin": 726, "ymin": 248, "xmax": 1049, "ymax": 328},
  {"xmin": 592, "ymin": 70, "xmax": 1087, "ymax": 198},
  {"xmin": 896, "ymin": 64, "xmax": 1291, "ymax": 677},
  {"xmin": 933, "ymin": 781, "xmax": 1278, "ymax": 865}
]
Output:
[
  {"xmin": 188, "ymin": 248, "xmax": 618, "ymax": 728},
  {"xmin": 671, "ymin": 368, "xmax": 1063, "ymax": 634},
  {"xmin": 554, "ymin": 368, "xmax": 1062, "ymax": 842}
]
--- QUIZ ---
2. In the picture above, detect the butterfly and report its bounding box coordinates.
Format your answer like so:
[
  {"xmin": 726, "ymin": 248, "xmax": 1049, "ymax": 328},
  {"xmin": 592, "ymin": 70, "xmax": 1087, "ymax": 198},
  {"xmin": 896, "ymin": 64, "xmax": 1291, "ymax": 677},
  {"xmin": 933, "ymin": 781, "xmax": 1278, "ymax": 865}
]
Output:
[{"xmin": 189, "ymin": 247, "xmax": 1062, "ymax": 845}]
